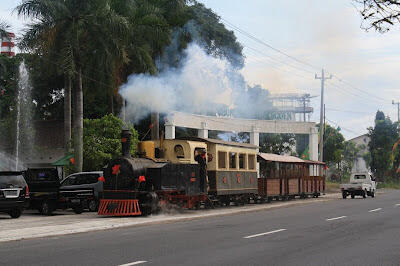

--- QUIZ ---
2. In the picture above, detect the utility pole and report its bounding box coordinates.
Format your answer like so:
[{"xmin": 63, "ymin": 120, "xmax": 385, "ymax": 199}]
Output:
[
  {"xmin": 392, "ymin": 100, "xmax": 400, "ymax": 123},
  {"xmin": 315, "ymin": 69, "xmax": 332, "ymax": 162}
]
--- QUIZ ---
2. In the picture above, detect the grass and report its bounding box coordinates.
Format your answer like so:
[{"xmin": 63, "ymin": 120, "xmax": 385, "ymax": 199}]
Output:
[
  {"xmin": 325, "ymin": 181, "xmax": 340, "ymax": 193},
  {"xmin": 377, "ymin": 180, "xmax": 400, "ymax": 189}
]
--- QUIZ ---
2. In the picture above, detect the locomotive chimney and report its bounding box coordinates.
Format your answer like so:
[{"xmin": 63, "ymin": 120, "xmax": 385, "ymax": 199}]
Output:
[{"xmin": 121, "ymin": 129, "xmax": 132, "ymax": 157}]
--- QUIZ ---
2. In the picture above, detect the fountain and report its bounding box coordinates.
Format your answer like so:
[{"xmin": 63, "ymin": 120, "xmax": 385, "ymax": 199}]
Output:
[{"xmin": 14, "ymin": 61, "xmax": 34, "ymax": 171}]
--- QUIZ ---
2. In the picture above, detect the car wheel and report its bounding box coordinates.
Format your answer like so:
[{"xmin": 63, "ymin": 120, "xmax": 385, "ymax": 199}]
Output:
[
  {"xmin": 40, "ymin": 201, "xmax": 54, "ymax": 215},
  {"xmin": 9, "ymin": 209, "xmax": 22, "ymax": 218},
  {"xmin": 351, "ymin": 193, "xmax": 355, "ymax": 199},
  {"xmin": 371, "ymin": 191, "xmax": 375, "ymax": 198},
  {"xmin": 88, "ymin": 200, "xmax": 98, "ymax": 212},
  {"xmin": 73, "ymin": 205, "xmax": 84, "ymax": 214}
]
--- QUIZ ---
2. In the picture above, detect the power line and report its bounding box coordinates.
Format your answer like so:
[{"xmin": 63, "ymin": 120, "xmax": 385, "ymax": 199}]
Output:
[
  {"xmin": 220, "ymin": 18, "xmax": 320, "ymax": 71},
  {"xmin": 326, "ymin": 107, "xmax": 372, "ymax": 115},
  {"xmin": 215, "ymin": 16, "xmax": 391, "ymax": 108},
  {"xmin": 331, "ymin": 74, "xmax": 389, "ymax": 103},
  {"xmin": 326, "ymin": 80, "xmax": 386, "ymax": 107},
  {"xmin": 244, "ymin": 46, "xmax": 314, "ymax": 75},
  {"xmin": 325, "ymin": 117, "xmax": 360, "ymax": 136}
]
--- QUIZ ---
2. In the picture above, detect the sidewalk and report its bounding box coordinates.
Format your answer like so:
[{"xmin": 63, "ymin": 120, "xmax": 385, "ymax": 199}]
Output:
[{"xmin": 0, "ymin": 194, "xmax": 341, "ymax": 243}]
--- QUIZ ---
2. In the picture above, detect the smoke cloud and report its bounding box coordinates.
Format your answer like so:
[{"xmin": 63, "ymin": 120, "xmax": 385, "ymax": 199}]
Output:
[{"xmin": 120, "ymin": 29, "xmax": 272, "ymax": 122}]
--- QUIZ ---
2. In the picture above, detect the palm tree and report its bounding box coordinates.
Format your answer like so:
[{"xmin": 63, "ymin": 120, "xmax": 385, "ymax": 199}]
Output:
[
  {"xmin": 17, "ymin": 0, "xmax": 129, "ymax": 171},
  {"xmin": 0, "ymin": 21, "xmax": 10, "ymax": 76},
  {"xmin": 0, "ymin": 21, "xmax": 9, "ymax": 38}
]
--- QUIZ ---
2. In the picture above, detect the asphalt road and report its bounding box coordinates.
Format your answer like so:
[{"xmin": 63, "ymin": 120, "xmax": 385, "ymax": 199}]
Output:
[{"xmin": 1, "ymin": 190, "xmax": 399, "ymax": 266}]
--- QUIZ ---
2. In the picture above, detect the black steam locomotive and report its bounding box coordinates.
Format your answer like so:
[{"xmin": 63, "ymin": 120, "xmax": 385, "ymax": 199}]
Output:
[{"xmin": 98, "ymin": 130, "xmax": 207, "ymax": 216}]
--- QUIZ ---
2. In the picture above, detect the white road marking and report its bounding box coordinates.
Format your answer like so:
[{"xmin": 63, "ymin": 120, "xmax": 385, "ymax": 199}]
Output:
[
  {"xmin": 244, "ymin": 229, "xmax": 286, "ymax": 239},
  {"xmin": 369, "ymin": 208, "xmax": 382, "ymax": 212},
  {"xmin": 118, "ymin": 261, "xmax": 147, "ymax": 266},
  {"xmin": 395, "ymin": 204, "xmax": 400, "ymax": 207},
  {"xmin": 326, "ymin": 216, "xmax": 347, "ymax": 221}
]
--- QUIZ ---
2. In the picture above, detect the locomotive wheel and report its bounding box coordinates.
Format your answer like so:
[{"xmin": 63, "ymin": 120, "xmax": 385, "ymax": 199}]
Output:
[
  {"xmin": 88, "ymin": 199, "xmax": 99, "ymax": 212},
  {"xmin": 73, "ymin": 205, "xmax": 84, "ymax": 214},
  {"xmin": 224, "ymin": 199, "xmax": 230, "ymax": 207},
  {"xmin": 205, "ymin": 198, "xmax": 214, "ymax": 209}
]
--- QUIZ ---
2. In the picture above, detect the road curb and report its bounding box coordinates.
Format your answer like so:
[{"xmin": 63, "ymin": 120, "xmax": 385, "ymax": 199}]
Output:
[{"xmin": 0, "ymin": 196, "xmax": 338, "ymax": 243}]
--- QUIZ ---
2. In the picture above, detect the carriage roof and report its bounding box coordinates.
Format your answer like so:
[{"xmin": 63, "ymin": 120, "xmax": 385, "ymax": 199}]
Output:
[
  {"xmin": 178, "ymin": 137, "xmax": 259, "ymax": 149},
  {"xmin": 258, "ymin": 153, "xmax": 325, "ymax": 165}
]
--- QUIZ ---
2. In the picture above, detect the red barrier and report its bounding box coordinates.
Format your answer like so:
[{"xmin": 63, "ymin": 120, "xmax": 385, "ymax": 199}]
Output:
[{"xmin": 98, "ymin": 199, "xmax": 141, "ymax": 216}]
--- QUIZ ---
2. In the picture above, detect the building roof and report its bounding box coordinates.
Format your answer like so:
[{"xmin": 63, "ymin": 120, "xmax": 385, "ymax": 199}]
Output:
[
  {"xmin": 178, "ymin": 137, "xmax": 259, "ymax": 149},
  {"xmin": 302, "ymin": 159, "xmax": 326, "ymax": 165},
  {"xmin": 258, "ymin": 153, "xmax": 304, "ymax": 163},
  {"xmin": 257, "ymin": 153, "xmax": 326, "ymax": 164},
  {"xmin": 347, "ymin": 134, "xmax": 369, "ymax": 142}
]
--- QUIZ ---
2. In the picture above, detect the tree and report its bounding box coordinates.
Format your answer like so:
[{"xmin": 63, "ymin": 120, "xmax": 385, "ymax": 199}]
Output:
[
  {"xmin": 230, "ymin": 132, "xmax": 296, "ymax": 155},
  {"xmin": 17, "ymin": 0, "xmax": 129, "ymax": 171},
  {"xmin": 188, "ymin": 1, "xmax": 244, "ymax": 68},
  {"xmin": 354, "ymin": 0, "xmax": 400, "ymax": 33},
  {"xmin": 83, "ymin": 114, "xmax": 138, "ymax": 171},
  {"xmin": 319, "ymin": 124, "xmax": 345, "ymax": 166},
  {"xmin": 0, "ymin": 20, "xmax": 9, "ymax": 39},
  {"xmin": 368, "ymin": 110, "xmax": 398, "ymax": 180},
  {"xmin": 341, "ymin": 141, "xmax": 361, "ymax": 180}
]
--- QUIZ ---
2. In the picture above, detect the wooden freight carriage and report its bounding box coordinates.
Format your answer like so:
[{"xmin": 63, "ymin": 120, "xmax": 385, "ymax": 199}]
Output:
[
  {"xmin": 258, "ymin": 153, "xmax": 306, "ymax": 200},
  {"xmin": 303, "ymin": 160, "xmax": 326, "ymax": 197}
]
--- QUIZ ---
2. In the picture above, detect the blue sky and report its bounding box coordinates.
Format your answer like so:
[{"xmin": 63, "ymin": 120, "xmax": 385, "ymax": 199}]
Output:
[{"xmin": 2, "ymin": 0, "xmax": 400, "ymax": 139}]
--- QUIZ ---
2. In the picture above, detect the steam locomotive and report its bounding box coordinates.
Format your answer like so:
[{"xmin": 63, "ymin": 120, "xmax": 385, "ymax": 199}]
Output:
[
  {"xmin": 98, "ymin": 130, "xmax": 326, "ymax": 216},
  {"xmin": 98, "ymin": 130, "xmax": 208, "ymax": 216}
]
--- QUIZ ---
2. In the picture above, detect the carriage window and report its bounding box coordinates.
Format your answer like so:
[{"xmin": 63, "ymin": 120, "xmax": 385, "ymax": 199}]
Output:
[
  {"xmin": 239, "ymin": 154, "xmax": 246, "ymax": 169},
  {"xmin": 218, "ymin": 151, "xmax": 226, "ymax": 169},
  {"xmin": 229, "ymin": 152, "xmax": 237, "ymax": 169},
  {"xmin": 174, "ymin": 145, "xmax": 185, "ymax": 158},
  {"xmin": 248, "ymin": 154, "xmax": 255, "ymax": 170}
]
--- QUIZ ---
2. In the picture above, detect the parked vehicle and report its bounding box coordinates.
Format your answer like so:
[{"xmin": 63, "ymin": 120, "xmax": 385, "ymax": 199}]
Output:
[
  {"xmin": 24, "ymin": 168, "xmax": 93, "ymax": 215},
  {"xmin": 60, "ymin": 171, "xmax": 103, "ymax": 211},
  {"xmin": 340, "ymin": 172, "xmax": 376, "ymax": 199},
  {"xmin": 24, "ymin": 168, "xmax": 59, "ymax": 215},
  {"xmin": 0, "ymin": 171, "xmax": 29, "ymax": 218}
]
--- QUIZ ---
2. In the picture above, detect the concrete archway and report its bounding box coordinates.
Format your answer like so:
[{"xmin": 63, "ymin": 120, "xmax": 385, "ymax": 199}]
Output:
[{"xmin": 165, "ymin": 111, "xmax": 318, "ymax": 161}]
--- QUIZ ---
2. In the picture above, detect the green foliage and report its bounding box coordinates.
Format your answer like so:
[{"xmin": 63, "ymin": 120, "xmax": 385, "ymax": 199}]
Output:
[
  {"xmin": 82, "ymin": 114, "xmax": 138, "ymax": 171},
  {"xmin": 259, "ymin": 133, "xmax": 296, "ymax": 154},
  {"xmin": 188, "ymin": 1, "xmax": 244, "ymax": 68},
  {"xmin": 321, "ymin": 124, "xmax": 345, "ymax": 165},
  {"xmin": 368, "ymin": 111, "xmax": 398, "ymax": 180},
  {"xmin": 340, "ymin": 141, "xmax": 361, "ymax": 178},
  {"xmin": 376, "ymin": 179, "xmax": 400, "ymax": 189}
]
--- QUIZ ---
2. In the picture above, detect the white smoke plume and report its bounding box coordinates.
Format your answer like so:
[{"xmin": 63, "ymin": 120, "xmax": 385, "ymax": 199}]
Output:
[{"xmin": 120, "ymin": 43, "xmax": 250, "ymax": 122}]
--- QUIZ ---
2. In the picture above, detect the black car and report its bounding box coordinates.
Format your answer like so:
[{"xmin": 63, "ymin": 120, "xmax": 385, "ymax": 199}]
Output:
[
  {"xmin": 24, "ymin": 168, "xmax": 92, "ymax": 215},
  {"xmin": 0, "ymin": 171, "xmax": 29, "ymax": 218},
  {"xmin": 24, "ymin": 168, "xmax": 60, "ymax": 215},
  {"xmin": 60, "ymin": 171, "xmax": 103, "ymax": 211}
]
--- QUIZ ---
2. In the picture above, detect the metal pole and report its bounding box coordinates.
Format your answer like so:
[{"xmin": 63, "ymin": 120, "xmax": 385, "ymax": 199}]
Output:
[{"xmin": 315, "ymin": 69, "xmax": 332, "ymax": 162}]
